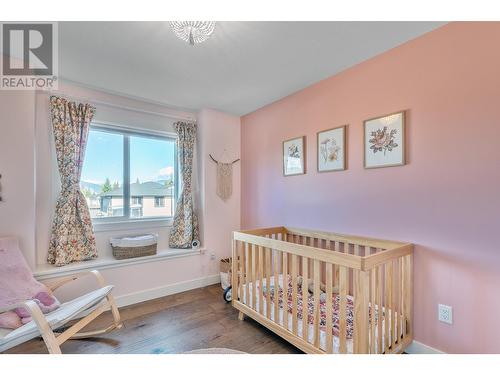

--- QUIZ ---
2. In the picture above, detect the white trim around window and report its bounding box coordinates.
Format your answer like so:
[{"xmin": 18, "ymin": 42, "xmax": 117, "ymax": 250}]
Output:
[{"xmin": 92, "ymin": 216, "xmax": 174, "ymax": 232}]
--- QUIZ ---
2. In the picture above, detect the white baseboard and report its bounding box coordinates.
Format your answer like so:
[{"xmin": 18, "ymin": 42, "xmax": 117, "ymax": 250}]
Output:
[
  {"xmin": 115, "ymin": 274, "xmax": 221, "ymax": 308},
  {"xmin": 405, "ymin": 340, "xmax": 444, "ymax": 354}
]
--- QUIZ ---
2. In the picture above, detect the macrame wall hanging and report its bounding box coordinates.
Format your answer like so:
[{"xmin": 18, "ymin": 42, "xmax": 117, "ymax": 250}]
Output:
[{"xmin": 209, "ymin": 152, "xmax": 240, "ymax": 201}]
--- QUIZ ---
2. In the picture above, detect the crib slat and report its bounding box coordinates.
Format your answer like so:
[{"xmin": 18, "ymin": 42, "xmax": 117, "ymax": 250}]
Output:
[
  {"xmin": 399, "ymin": 256, "xmax": 404, "ymax": 341},
  {"xmin": 402, "ymin": 257, "xmax": 406, "ymax": 340},
  {"xmin": 266, "ymin": 248, "xmax": 272, "ymax": 319},
  {"xmin": 354, "ymin": 270, "xmax": 370, "ymax": 353},
  {"xmin": 313, "ymin": 260, "xmax": 321, "ymax": 348},
  {"xmin": 302, "ymin": 256, "xmax": 309, "ymax": 343},
  {"xmin": 385, "ymin": 263, "xmax": 392, "ymax": 352},
  {"xmin": 233, "ymin": 240, "xmax": 239, "ymax": 303},
  {"xmin": 282, "ymin": 252, "xmax": 289, "ymax": 330},
  {"xmin": 352, "ymin": 269, "xmax": 357, "ymax": 346},
  {"xmin": 339, "ymin": 266, "xmax": 348, "ymax": 354},
  {"xmin": 409, "ymin": 254, "xmax": 413, "ymax": 337},
  {"xmin": 401, "ymin": 257, "xmax": 406, "ymax": 340},
  {"xmin": 325, "ymin": 239, "xmax": 330, "ymax": 250},
  {"xmin": 245, "ymin": 243, "xmax": 250, "ymax": 308},
  {"xmin": 398, "ymin": 257, "xmax": 402, "ymax": 342},
  {"xmin": 404, "ymin": 254, "xmax": 413, "ymax": 338},
  {"xmin": 305, "ymin": 237, "xmax": 314, "ymax": 276},
  {"xmin": 377, "ymin": 265, "xmax": 383, "ymax": 353},
  {"xmin": 251, "ymin": 245, "xmax": 256, "ymax": 310},
  {"xmin": 402, "ymin": 256, "xmax": 407, "ymax": 340},
  {"xmin": 344, "ymin": 242, "xmax": 350, "ymax": 254},
  {"xmin": 291, "ymin": 254, "xmax": 298, "ymax": 335},
  {"xmin": 327, "ymin": 241, "xmax": 336, "ymax": 291},
  {"xmin": 370, "ymin": 267, "xmax": 376, "ymax": 353},
  {"xmin": 334, "ymin": 241, "xmax": 340, "ymax": 252},
  {"xmin": 258, "ymin": 246, "xmax": 264, "ymax": 315},
  {"xmin": 239, "ymin": 241, "xmax": 245, "ymax": 304},
  {"xmin": 334, "ymin": 242, "xmax": 340, "ymax": 286},
  {"xmin": 393, "ymin": 259, "xmax": 399, "ymax": 347},
  {"xmin": 303, "ymin": 236, "xmax": 308, "ymax": 246},
  {"xmin": 273, "ymin": 249, "xmax": 279, "ymax": 323},
  {"xmin": 326, "ymin": 262, "xmax": 333, "ymax": 353},
  {"xmin": 388, "ymin": 261, "xmax": 393, "ymax": 349}
]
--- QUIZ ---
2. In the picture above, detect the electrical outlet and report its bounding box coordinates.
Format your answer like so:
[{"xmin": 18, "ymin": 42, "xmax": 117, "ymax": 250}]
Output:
[
  {"xmin": 210, "ymin": 252, "xmax": 216, "ymax": 260},
  {"xmin": 438, "ymin": 304, "xmax": 453, "ymax": 324}
]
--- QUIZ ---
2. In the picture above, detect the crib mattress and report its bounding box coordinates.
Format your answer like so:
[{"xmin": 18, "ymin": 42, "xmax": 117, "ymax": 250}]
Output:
[{"xmin": 240, "ymin": 275, "xmax": 402, "ymax": 354}]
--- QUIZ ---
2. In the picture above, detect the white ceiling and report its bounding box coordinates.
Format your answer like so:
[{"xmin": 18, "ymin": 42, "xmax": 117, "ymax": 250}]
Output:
[{"xmin": 59, "ymin": 22, "xmax": 445, "ymax": 116}]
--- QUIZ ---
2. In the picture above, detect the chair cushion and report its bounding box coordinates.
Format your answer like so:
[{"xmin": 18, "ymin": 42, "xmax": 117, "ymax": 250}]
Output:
[{"xmin": 0, "ymin": 285, "xmax": 113, "ymax": 353}]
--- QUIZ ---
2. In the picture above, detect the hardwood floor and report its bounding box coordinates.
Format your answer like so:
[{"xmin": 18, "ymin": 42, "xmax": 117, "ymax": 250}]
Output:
[{"xmin": 5, "ymin": 284, "xmax": 301, "ymax": 354}]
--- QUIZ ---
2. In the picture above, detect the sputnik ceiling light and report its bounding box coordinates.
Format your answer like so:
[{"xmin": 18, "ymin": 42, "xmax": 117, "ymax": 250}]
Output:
[{"xmin": 169, "ymin": 21, "xmax": 216, "ymax": 46}]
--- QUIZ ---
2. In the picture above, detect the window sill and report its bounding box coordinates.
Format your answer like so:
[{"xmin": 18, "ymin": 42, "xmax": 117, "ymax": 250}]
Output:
[
  {"xmin": 92, "ymin": 217, "xmax": 173, "ymax": 233},
  {"xmin": 34, "ymin": 247, "xmax": 205, "ymax": 281}
]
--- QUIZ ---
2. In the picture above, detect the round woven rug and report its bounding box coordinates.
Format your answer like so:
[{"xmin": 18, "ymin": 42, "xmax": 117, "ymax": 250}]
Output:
[{"xmin": 183, "ymin": 348, "xmax": 246, "ymax": 354}]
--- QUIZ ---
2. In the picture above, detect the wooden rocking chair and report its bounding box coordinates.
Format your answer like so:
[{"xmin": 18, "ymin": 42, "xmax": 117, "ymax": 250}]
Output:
[{"xmin": 0, "ymin": 239, "xmax": 122, "ymax": 354}]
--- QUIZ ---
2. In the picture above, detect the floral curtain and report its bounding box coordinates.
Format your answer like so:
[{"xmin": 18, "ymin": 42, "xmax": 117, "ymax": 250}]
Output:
[
  {"xmin": 47, "ymin": 96, "xmax": 98, "ymax": 266},
  {"xmin": 169, "ymin": 121, "xmax": 200, "ymax": 248}
]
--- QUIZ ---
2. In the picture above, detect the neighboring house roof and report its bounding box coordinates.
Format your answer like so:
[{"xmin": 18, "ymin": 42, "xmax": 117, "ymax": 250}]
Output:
[{"xmin": 101, "ymin": 181, "xmax": 173, "ymax": 197}]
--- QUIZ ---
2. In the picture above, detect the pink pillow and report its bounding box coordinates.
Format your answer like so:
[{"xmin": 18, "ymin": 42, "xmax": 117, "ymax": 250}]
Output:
[
  {"xmin": 0, "ymin": 311, "xmax": 23, "ymax": 330},
  {"xmin": 14, "ymin": 292, "xmax": 58, "ymax": 317}
]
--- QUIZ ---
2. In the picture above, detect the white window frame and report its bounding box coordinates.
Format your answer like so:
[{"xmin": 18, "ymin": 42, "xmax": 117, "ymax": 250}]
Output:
[
  {"xmin": 154, "ymin": 196, "xmax": 166, "ymax": 208},
  {"xmin": 87, "ymin": 121, "xmax": 179, "ymax": 231}
]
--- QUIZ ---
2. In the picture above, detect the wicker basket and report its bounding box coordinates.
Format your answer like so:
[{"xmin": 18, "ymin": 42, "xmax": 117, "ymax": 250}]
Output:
[
  {"xmin": 110, "ymin": 234, "xmax": 158, "ymax": 260},
  {"xmin": 220, "ymin": 257, "xmax": 232, "ymax": 289}
]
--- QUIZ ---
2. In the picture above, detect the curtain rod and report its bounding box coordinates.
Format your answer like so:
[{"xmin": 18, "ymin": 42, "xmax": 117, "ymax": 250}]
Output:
[{"xmin": 41, "ymin": 90, "xmax": 197, "ymax": 122}]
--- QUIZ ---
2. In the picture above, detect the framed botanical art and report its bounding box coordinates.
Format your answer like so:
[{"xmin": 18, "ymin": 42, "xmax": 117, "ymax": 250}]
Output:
[
  {"xmin": 317, "ymin": 125, "xmax": 346, "ymax": 172},
  {"xmin": 283, "ymin": 136, "xmax": 305, "ymax": 176},
  {"xmin": 364, "ymin": 110, "xmax": 406, "ymax": 169}
]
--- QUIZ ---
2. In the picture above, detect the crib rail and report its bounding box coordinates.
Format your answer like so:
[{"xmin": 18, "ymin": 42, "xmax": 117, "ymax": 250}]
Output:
[{"xmin": 232, "ymin": 227, "xmax": 413, "ymax": 354}]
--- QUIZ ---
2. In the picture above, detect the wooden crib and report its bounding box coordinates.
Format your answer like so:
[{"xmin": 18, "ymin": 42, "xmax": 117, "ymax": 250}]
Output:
[{"xmin": 231, "ymin": 227, "xmax": 413, "ymax": 354}]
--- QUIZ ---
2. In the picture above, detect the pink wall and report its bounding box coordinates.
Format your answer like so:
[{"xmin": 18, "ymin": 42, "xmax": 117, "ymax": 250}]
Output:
[
  {"xmin": 0, "ymin": 90, "xmax": 36, "ymax": 269},
  {"xmin": 241, "ymin": 22, "xmax": 500, "ymax": 353},
  {"xmin": 198, "ymin": 109, "xmax": 241, "ymax": 262}
]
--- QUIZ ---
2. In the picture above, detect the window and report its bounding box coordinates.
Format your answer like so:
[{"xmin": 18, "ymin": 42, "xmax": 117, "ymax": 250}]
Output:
[
  {"xmin": 154, "ymin": 196, "xmax": 166, "ymax": 208},
  {"xmin": 130, "ymin": 196, "xmax": 143, "ymax": 218},
  {"xmin": 81, "ymin": 125, "xmax": 177, "ymax": 222}
]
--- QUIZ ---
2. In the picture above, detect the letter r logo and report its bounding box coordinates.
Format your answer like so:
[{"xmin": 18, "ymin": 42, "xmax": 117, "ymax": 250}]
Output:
[{"xmin": 2, "ymin": 23, "xmax": 53, "ymax": 75}]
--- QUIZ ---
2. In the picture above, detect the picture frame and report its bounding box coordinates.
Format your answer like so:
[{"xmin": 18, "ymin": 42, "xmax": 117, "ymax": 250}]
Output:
[
  {"xmin": 364, "ymin": 110, "xmax": 406, "ymax": 169},
  {"xmin": 283, "ymin": 136, "xmax": 306, "ymax": 176},
  {"xmin": 317, "ymin": 125, "xmax": 347, "ymax": 172}
]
